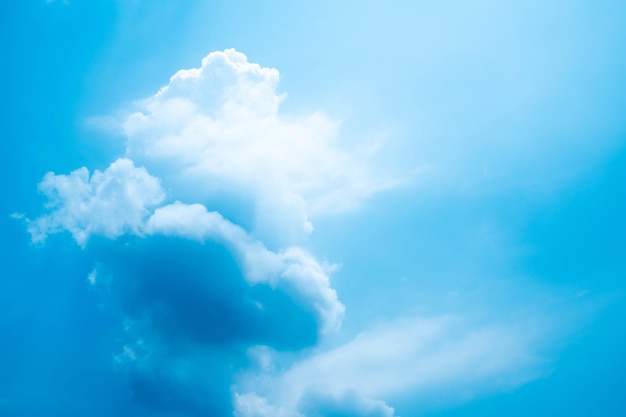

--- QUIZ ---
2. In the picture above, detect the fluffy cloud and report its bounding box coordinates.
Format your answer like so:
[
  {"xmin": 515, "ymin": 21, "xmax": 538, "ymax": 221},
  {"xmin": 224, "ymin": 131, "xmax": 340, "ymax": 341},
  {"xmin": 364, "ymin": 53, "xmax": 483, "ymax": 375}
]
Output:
[
  {"xmin": 26, "ymin": 154, "xmax": 344, "ymax": 415},
  {"xmin": 29, "ymin": 171, "xmax": 344, "ymax": 338},
  {"xmin": 28, "ymin": 158, "xmax": 164, "ymax": 246},
  {"xmin": 145, "ymin": 202, "xmax": 344, "ymax": 334},
  {"xmin": 24, "ymin": 49, "xmax": 556, "ymax": 417},
  {"xmin": 92, "ymin": 231, "xmax": 326, "ymax": 416},
  {"xmin": 123, "ymin": 49, "xmax": 396, "ymax": 244}
]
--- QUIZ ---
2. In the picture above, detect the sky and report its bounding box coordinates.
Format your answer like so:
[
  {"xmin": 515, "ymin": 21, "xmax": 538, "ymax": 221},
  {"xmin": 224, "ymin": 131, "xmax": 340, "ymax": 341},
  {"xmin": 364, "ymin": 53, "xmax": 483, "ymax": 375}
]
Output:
[{"xmin": 1, "ymin": 1, "xmax": 626, "ymax": 416}]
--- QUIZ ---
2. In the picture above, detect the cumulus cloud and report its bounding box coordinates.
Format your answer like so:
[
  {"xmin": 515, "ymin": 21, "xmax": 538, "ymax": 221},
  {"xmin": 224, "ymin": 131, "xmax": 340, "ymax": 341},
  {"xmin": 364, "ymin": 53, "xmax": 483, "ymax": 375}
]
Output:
[
  {"xmin": 145, "ymin": 202, "xmax": 344, "ymax": 334},
  {"xmin": 26, "ymin": 155, "xmax": 344, "ymax": 415},
  {"xmin": 93, "ymin": 232, "xmax": 324, "ymax": 416},
  {"xmin": 24, "ymin": 49, "xmax": 555, "ymax": 417},
  {"xmin": 28, "ymin": 158, "xmax": 164, "ymax": 246},
  {"xmin": 122, "ymin": 49, "xmax": 396, "ymax": 244},
  {"xmin": 28, "ymin": 171, "xmax": 344, "ymax": 337}
]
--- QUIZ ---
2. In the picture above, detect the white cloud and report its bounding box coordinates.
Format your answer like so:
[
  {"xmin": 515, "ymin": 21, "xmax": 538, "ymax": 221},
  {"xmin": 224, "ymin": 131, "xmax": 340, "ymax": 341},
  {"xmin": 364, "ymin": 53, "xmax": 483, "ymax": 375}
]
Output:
[
  {"xmin": 24, "ymin": 49, "xmax": 561, "ymax": 417},
  {"xmin": 236, "ymin": 314, "xmax": 550, "ymax": 415},
  {"xmin": 28, "ymin": 158, "xmax": 164, "ymax": 246},
  {"xmin": 145, "ymin": 201, "xmax": 345, "ymax": 334},
  {"xmin": 123, "ymin": 49, "xmax": 397, "ymax": 245},
  {"xmin": 26, "ymin": 160, "xmax": 344, "ymax": 336},
  {"xmin": 234, "ymin": 393, "xmax": 298, "ymax": 417}
]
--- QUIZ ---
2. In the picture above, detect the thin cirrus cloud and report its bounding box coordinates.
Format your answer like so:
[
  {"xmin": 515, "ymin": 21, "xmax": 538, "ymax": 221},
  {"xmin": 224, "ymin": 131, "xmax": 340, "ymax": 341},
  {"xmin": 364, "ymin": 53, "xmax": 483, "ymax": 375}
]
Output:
[
  {"xmin": 25, "ymin": 49, "xmax": 557, "ymax": 416},
  {"xmin": 233, "ymin": 314, "xmax": 552, "ymax": 417}
]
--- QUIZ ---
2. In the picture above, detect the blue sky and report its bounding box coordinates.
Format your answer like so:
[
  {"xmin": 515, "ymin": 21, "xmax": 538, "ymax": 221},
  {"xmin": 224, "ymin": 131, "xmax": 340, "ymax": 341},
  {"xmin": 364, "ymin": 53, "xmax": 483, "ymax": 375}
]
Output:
[{"xmin": 1, "ymin": 1, "xmax": 626, "ymax": 416}]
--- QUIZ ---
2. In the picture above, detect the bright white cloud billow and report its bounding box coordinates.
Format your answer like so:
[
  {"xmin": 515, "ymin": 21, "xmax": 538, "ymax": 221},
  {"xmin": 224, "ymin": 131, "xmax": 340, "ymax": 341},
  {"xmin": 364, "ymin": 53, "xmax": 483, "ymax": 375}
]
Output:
[
  {"xmin": 123, "ymin": 49, "xmax": 396, "ymax": 244},
  {"xmin": 27, "ymin": 160, "xmax": 344, "ymax": 337},
  {"xmin": 28, "ymin": 158, "xmax": 164, "ymax": 246}
]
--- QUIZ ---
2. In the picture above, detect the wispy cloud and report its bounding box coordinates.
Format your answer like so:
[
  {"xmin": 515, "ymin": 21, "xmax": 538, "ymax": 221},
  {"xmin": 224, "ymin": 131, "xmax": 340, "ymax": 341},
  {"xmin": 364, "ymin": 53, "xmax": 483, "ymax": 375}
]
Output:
[{"xmin": 234, "ymin": 314, "xmax": 553, "ymax": 416}]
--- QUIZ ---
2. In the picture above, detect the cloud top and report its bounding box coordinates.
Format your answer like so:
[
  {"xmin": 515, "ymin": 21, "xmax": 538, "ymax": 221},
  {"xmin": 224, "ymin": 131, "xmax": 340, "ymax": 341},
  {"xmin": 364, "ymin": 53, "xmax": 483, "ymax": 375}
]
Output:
[{"xmin": 123, "ymin": 49, "xmax": 396, "ymax": 243}]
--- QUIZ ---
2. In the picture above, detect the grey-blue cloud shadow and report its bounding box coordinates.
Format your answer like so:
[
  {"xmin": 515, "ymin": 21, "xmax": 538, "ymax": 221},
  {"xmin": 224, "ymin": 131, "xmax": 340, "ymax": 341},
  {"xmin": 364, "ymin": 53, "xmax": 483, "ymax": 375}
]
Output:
[{"xmin": 86, "ymin": 234, "xmax": 321, "ymax": 416}]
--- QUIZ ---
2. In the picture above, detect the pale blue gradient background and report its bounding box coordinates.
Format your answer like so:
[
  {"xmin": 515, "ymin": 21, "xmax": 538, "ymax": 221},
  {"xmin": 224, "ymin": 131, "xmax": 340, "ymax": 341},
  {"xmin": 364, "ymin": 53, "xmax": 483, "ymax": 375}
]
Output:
[{"xmin": 1, "ymin": 0, "xmax": 626, "ymax": 416}]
